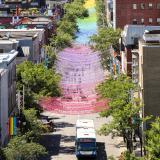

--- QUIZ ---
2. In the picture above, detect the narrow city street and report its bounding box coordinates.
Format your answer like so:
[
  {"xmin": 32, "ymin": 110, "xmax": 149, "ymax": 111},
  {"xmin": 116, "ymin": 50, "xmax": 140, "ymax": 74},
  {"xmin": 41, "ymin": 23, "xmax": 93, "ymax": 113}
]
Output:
[
  {"xmin": 38, "ymin": 0, "xmax": 126, "ymax": 159},
  {"xmin": 39, "ymin": 112, "xmax": 126, "ymax": 160},
  {"xmin": 0, "ymin": 0, "xmax": 160, "ymax": 159}
]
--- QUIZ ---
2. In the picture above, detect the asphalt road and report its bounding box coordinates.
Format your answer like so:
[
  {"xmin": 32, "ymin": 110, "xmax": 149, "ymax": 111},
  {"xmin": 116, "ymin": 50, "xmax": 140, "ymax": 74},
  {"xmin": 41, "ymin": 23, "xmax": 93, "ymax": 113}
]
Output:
[{"xmin": 39, "ymin": 112, "xmax": 126, "ymax": 160}]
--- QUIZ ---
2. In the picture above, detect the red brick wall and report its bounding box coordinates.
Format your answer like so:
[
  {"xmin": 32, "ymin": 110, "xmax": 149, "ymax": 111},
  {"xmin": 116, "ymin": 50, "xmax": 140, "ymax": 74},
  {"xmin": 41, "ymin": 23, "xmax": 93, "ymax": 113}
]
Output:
[
  {"xmin": 0, "ymin": 17, "xmax": 12, "ymax": 25},
  {"xmin": 116, "ymin": 0, "xmax": 160, "ymax": 29}
]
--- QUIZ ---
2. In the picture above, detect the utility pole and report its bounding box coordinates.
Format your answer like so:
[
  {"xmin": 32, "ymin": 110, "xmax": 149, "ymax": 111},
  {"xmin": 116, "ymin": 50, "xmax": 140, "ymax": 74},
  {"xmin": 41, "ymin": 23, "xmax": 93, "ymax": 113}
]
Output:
[
  {"xmin": 17, "ymin": 90, "xmax": 21, "ymax": 114},
  {"xmin": 17, "ymin": 85, "xmax": 25, "ymax": 113},
  {"xmin": 23, "ymin": 85, "xmax": 25, "ymax": 109}
]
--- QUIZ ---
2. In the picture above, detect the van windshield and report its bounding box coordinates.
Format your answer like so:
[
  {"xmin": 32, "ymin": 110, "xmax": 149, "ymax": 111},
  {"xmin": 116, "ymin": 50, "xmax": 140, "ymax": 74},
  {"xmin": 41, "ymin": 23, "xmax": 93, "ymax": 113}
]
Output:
[{"xmin": 77, "ymin": 142, "xmax": 96, "ymax": 151}]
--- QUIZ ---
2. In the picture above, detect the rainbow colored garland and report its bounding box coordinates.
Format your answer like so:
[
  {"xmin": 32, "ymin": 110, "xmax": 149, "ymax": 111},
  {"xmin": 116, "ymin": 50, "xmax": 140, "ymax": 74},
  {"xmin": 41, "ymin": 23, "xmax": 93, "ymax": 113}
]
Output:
[
  {"xmin": 8, "ymin": 117, "xmax": 17, "ymax": 136},
  {"xmin": 39, "ymin": 0, "xmax": 107, "ymax": 114},
  {"xmin": 75, "ymin": 0, "xmax": 97, "ymax": 44}
]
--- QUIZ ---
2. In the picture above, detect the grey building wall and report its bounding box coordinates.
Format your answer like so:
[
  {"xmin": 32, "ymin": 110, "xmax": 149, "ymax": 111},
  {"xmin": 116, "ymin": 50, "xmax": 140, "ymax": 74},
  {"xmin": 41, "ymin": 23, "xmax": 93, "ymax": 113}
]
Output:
[
  {"xmin": 0, "ymin": 43, "xmax": 13, "ymax": 53},
  {"xmin": 0, "ymin": 69, "xmax": 8, "ymax": 146},
  {"xmin": 32, "ymin": 36, "xmax": 40, "ymax": 63},
  {"xmin": 113, "ymin": 0, "xmax": 116, "ymax": 29},
  {"xmin": 7, "ymin": 59, "xmax": 16, "ymax": 115},
  {"xmin": 0, "ymin": 51, "xmax": 18, "ymax": 146},
  {"xmin": 0, "ymin": 41, "xmax": 18, "ymax": 53},
  {"xmin": 142, "ymin": 45, "xmax": 160, "ymax": 117}
]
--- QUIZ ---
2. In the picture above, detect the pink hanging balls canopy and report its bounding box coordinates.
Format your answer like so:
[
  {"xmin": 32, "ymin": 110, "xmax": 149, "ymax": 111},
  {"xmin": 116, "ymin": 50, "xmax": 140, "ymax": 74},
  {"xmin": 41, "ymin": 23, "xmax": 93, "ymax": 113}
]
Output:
[{"xmin": 40, "ymin": 45, "xmax": 108, "ymax": 114}]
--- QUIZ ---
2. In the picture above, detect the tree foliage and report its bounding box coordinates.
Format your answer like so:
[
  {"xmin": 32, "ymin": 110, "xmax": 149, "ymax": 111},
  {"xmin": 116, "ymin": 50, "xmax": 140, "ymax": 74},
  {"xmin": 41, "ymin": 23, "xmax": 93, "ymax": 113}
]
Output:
[
  {"xmin": 49, "ymin": 0, "xmax": 88, "ymax": 50},
  {"xmin": 0, "ymin": 147, "xmax": 5, "ymax": 160},
  {"xmin": 97, "ymin": 75, "xmax": 141, "ymax": 136},
  {"xmin": 145, "ymin": 117, "xmax": 160, "ymax": 160},
  {"xmin": 64, "ymin": 0, "xmax": 87, "ymax": 19},
  {"xmin": 50, "ymin": 31, "xmax": 73, "ymax": 50},
  {"xmin": 90, "ymin": 27, "xmax": 121, "ymax": 52},
  {"xmin": 95, "ymin": 0, "xmax": 107, "ymax": 27},
  {"xmin": 43, "ymin": 45, "xmax": 57, "ymax": 69},
  {"xmin": 16, "ymin": 61, "xmax": 61, "ymax": 107},
  {"xmin": 21, "ymin": 109, "xmax": 48, "ymax": 141},
  {"xmin": 3, "ymin": 136, "xmax": 47, "ymax": 160},
  {"xmin": 90, "ymin": 27, "xmax": 121, "ymax": 69},
  {"xmin": 2, "ymin": 108, "xmax": 48, "ymax": 160},
  {"xmin": 57, "ymin": 20, "xmax": 78, "ymax": 38},
  {"xmin": 119, "ymin": 151, "xmax": 144, "ymax": 160}
]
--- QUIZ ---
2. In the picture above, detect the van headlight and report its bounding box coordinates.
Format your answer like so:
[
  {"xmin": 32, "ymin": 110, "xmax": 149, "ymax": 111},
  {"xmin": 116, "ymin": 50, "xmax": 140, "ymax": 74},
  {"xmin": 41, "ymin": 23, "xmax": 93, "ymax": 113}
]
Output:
[{"xmin": 93, "ymin": 151, "xmax": 97, "ymax": 155}]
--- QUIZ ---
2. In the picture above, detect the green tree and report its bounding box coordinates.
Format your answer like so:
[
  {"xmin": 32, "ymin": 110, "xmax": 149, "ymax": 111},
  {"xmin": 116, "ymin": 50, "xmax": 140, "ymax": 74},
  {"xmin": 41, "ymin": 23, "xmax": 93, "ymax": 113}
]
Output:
[
  {"xmin": 145, "ymin": 117, "xmax": 160, "ymax": 160},
  {"xmin": 119, "ymin": 151, "xmax": 144, "ymax": 160},
  {"xmin": 16, "ymin": 61, "xmax": 60, "ymax": 107},
  {"xmin": 43, "ymin": 45, "xmax": 57, "ymax": 69},
  {"xmin": 3, "ymin": 136, "xmax": 47, "ymax": 160},
  {"xmin": 95, "ymin": 0, "xmax": 107, "ymax": 27},
  {"xmin": 90, "ymin": 27, "xmax": 121, "ymax": 69},
  {"xmin": 20, "ymin": 109, "xmax": 48, "ymax": 141},
  {"xmin": 50, "ymin": 31, "xmax": 73, "ymax": 50},
  {"xmin": 49, "ymin": 0, "xmax": 88, "ymax": 51},
  {"xmin": 3, "ymin": 109, "xmax": 48, "ymax": 160},
  {"xmin": 0, "ymin": 147, "xmax": 5, "ymax": 160},
  {"xmin": 64, "ymin": 0, "xmax": 87, "ymax": 19},
  {"xmin": 97, "ymin": 75, "xmax": 141, "ymax": 152},
  {"xmin": 57, "ymin": 20, "xmax": 78, "ymax": 38}
]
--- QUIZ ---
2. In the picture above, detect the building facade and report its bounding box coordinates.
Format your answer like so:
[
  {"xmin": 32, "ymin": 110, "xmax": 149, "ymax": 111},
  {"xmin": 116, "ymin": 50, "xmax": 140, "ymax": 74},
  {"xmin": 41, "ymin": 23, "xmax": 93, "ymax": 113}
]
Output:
[
  {"xmin": 0, "ymin": 50, "xmax": 18, "ymax": 146},
  {"xmin": 0, "ymin": 29, "xmax": 46, "ymax": 63},
  {"xmin": 121, "ymin": 25, "xmax": 160, "ymax": 78},
  {"xmin": 139, "ymin": 31, "xmax": 160, "ymax": 128},
  {"xmin": 0, "ymin": 68, "xmax": 8, "ymax": 146},
  {"xmin": 3, "ymin": 0, "xmax": 45, "ymax": 9},
  {"xmin": 105, "ymin": 0, "xmax": 113, "ymax": 27},
  {"xmin": 0, "ymin": 39, "xmax": 19, "ymax": 53},
  {"xmin": 108, "ymin": 0, "xmax": 160, "ymax": 29}
]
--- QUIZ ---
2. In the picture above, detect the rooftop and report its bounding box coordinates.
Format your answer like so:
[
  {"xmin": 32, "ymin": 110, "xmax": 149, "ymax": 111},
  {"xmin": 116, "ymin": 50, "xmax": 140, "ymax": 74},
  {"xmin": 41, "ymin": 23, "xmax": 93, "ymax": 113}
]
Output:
[
  {"xmin": 122, "ymin": 25, "xmax": 160, "ymax": 46},
  {"xmin": 143, "ymin": 30, "xmax": 160, "ymax": 43},
  {"xmin": 0, "ymin": 29, "xmax": 44, "ymax": 40},
  {"xmin": 0, "ymin": 50, "xmax": 18, "ymax": 64},
  {"xmin": 76, "ymin": 119, "xmax": 94, "ymax": 128},
  {"xmin": 140, "ymin": 39, "xmax": 160, "ymax": 47},
  {"xmin": 0, "ymin": 39, "xmax": 18, "ymax": 44},
  {"xmin": 0, "ymin": 28, "xmax": 44, "ymax": 32},
  {"xmin": 76, "ymin": 127, "xmax": 96, "ymax": 139}
]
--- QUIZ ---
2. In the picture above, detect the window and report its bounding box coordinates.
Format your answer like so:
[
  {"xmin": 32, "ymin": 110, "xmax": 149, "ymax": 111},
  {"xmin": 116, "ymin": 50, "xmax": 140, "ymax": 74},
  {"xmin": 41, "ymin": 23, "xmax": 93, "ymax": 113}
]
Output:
[
  {"xmin": 149, "ymin": 18, "xmax": 153, "ymax": 23},
  {"xmin": 157, "ymin": 18, "xmax": 160, "ymax": 22},
  {"xmin": 134, "ymin": 38, "xmax": 139, "ymax": 45},
  {"xmin": 157, "ymin": 3, "xmax": 160, "ymax": 9},
  {"xmin": 157, "ymin": 18, "xmax": 160, "ymax": 24},
  {"xmin": 0, "ymin": 49, "xmax": 4, "ymax": 53},
  {"xmin": 148, "ymin": 3, "xmax": 153, "ymax": 9},
  {"xmin": 133, "ymin": 4, "xmax": 137, "ymax": 9},
  {"xmin": 141, "ymin": 18, "xmax": 144, "ymax": 24},
  {"xmin": 132, "ymin": 19, "xmax": 137, "ymax": 24},
  {"xmin": 141, "ymin": 3, "xmax": 145, "ymax": 9}
]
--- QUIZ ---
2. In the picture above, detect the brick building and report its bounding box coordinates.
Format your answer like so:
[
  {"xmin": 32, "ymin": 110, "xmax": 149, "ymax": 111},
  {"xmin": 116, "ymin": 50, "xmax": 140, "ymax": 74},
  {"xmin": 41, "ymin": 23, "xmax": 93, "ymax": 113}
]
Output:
[
  {"xmin": 107, "ymin": 0, "xmax": 160, "ymax": 29},
  {"xmin": 106, "ymin": 1, "xmax": 160, "ymax": 77}
]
